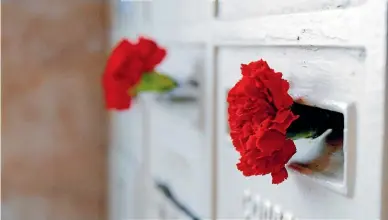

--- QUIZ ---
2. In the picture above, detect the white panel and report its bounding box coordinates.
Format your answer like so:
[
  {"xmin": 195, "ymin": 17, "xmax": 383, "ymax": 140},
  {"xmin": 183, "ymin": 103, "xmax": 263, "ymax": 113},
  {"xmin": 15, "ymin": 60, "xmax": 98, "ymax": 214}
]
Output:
[
  {"xmin": 146, "ymin": 45, "xmax": 211, "ymax": 218},
  {"xmin": 113, "ymin": 1, "xmax": 149, "ymax": 38},
  {"xmin": 217, "ymin": 0, "xmax": 366, "ymax": 20},
  {"xmin": 112, "ymin": 101, "xmax": 145, "ymax": 165},
  {"xmin": 215, "ymin": 9, "xmax": 386, "ymax": 216},
  {"xmin": 159, "ymin": 45, "xmax": 206, "ymax": 83},
  {"xmin": 214, "ymin": 1, "xmax": 386, "ymax": 219},
  {"xmin": 150, "ymin": 99, "xmax": 210, "ymax": 216},
  {"xmin": 147, "ymin": 98, "xmax": 210, "ymax": 218},
  {"xmin": 109, "ymin": 101, "xmax": 146, "ymax": 220},
  {"xmin": 219, "ymin": 46, "xmax": 365, "ymax": 102},
  {"xmin": 157, "ymin": 44, "xmax": 206, "ymax": 131}
]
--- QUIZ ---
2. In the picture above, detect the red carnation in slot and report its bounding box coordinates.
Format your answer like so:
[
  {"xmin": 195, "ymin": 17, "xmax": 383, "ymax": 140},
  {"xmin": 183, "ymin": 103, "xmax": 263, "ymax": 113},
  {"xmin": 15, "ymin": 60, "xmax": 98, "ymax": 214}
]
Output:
[
  {"xmin": 102, "ymin": 37, "xmax": 175, "ymax": 110},
  {"xmin": 227, "ymin": 59, "xmax": 299, "ymax": 184}
]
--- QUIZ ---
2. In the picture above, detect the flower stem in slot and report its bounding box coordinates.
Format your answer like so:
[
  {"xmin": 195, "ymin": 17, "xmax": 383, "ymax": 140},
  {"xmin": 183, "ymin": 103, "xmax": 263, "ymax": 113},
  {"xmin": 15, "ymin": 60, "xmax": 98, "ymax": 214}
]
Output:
[
  {"xmin": 287, "ymin": 102, "xmax": 344, "ymax": 141},
  {"xmin": 286, "ymin": 102, "xmax": 345, "ymax": 176}
]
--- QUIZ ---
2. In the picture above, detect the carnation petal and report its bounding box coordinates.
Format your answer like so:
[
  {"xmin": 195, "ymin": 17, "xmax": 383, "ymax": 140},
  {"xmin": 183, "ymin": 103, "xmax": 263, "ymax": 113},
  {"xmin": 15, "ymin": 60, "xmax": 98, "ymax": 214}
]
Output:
[
  {"xmin": 271, "ymin": 167, "xmax": 288, "ymax": 184},
  {"xmin": 104, "ymin": 39, "xmax": 136, "ymax": 77},
  {"xmin": 280, "ymin": 139, "xmax": 297, "ymax": 164},
  {"xmin": 136, "ymin": 37, "xmax": 167, "ymax": 72},
  {"xmin": 270, "ymin": 110, "xmax": 299, "ymax": 134},
  {"xmin": 256, "ymin": 130, "xmax": 286, "ymax": 156}
]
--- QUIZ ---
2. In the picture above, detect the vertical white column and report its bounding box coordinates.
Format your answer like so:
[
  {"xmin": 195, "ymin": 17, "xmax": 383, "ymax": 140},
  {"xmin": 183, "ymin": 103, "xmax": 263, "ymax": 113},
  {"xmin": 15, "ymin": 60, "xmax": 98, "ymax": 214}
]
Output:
[{"xmin": 137, "ymin": 94, "xmax": 154, "ymax": 218}]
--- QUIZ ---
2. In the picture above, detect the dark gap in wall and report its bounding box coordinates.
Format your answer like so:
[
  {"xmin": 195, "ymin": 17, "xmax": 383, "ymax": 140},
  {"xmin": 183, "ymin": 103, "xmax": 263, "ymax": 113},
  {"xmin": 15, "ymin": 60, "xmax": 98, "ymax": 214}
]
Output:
[{"xmin": 288, "ymin": 102, "xmax": 344, "ymax": 142}]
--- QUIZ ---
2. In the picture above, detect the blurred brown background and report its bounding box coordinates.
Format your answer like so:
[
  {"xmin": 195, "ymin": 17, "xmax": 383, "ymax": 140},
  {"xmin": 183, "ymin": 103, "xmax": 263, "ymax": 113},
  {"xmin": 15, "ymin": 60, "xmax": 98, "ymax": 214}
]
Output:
[{"xmin": 2, "ymin": 1, "xmax": 110, "ymax": 219}]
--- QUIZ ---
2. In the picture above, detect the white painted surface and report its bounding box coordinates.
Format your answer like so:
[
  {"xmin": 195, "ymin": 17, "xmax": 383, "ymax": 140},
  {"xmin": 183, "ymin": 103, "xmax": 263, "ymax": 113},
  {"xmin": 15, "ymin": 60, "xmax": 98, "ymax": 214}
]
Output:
[
  {"xmin": 108, "ymin": 100, "xmax": 147, "ymax": 220},
  {"xmin": 108, "ymin": 0, "xmax": 388, "ymax": 219},
  {"xmin": 147, "ymin": 97, "xmax": 210, "ymax": 217},
  {"xmin": 216, "ymin": 0, "xmax": 366, "ymax": 20},
  {"xmin": 214, "ymin": 1, "xmax": 387, "ymax": 219},
  {"xmin": 147, "ymin": 44, "xmax": 211, "ymax": 218}
]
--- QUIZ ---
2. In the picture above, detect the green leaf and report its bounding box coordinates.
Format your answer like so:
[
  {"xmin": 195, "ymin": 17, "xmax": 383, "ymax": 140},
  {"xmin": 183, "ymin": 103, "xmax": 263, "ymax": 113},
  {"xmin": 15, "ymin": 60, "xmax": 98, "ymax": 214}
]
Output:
[
  {"xmin": 130, "ymin": 71, "xmax": 178, "ymax": 95},
  {"xmin": 286, "ymin": 130, "xmax": 316, "ymax": 140}
]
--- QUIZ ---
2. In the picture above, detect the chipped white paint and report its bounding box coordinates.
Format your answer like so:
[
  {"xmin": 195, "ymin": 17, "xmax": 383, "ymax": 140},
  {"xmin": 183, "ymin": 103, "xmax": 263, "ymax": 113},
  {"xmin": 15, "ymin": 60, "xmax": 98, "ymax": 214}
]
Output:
[
  {"xmin": 109, "ymin": 0, "xmax": 388, "ymax": 219},
  {"xmin": 218, "ymin": 46, "xmax": 365, "ymax": 102},
  {"xmin": 217, "ymin": 0, "xmax": 366, "ymax": 20}
]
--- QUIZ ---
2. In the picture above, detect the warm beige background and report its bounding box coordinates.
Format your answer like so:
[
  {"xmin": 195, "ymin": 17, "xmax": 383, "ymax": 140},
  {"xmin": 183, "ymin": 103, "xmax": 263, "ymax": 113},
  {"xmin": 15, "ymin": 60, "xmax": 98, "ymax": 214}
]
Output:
[{"xmin": 2, "ymin": 1, "xmax": 110, "ymax": 219}]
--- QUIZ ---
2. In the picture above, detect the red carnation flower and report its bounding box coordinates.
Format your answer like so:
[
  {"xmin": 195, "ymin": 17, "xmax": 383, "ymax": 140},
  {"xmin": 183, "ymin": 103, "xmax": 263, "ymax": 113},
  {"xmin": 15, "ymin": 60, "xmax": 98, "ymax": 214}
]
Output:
[
  {"xmin": 137, "ymin": 37, "xmax": 167, "ymax": 72},
  {"xmin": 102, "ymin": 37, "xmax": 167, "ymax": 110},
  {"xmin": 227, "ymin": 59, "xmax": 299, "ymax": 184}
]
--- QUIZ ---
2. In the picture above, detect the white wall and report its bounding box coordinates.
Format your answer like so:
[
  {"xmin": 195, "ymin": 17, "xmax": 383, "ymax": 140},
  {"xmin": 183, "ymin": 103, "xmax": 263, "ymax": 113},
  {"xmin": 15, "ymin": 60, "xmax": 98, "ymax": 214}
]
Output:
[{"xmin": 109, "ymin": 0, "xmax": 388, "ymax": 219}]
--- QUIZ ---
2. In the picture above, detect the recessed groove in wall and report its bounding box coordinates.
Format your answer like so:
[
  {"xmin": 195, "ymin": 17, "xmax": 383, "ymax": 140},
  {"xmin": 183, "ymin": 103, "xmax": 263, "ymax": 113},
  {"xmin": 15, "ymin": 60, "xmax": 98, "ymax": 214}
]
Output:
[
  {"xmin": 216, "ymin": 0, "xmax": 367, "ymax": 20},
  {"xmin": 213, "ymin": 0, "xmax": 220, "ymax": 17}
]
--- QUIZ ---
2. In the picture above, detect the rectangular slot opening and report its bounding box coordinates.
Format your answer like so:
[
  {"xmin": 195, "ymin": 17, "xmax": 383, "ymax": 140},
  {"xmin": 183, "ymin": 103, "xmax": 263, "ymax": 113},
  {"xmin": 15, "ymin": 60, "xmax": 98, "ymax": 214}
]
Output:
[
  {"xmin": 287, "ymin": 102, "xmax": 345, "ymax": 185},
  {"xmin": 288, "ymin": 98, "xmax": 355, "ymax": 196}
]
